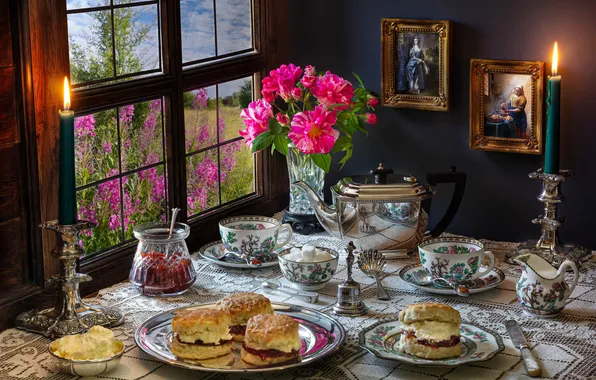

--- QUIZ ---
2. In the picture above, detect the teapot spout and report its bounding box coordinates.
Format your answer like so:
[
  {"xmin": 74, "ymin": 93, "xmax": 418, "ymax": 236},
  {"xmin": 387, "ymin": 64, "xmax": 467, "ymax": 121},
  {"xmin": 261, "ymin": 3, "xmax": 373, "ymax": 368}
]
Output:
[{"xmin": 291, "ymin": 181, "xmax": 337, "ymax": 221}]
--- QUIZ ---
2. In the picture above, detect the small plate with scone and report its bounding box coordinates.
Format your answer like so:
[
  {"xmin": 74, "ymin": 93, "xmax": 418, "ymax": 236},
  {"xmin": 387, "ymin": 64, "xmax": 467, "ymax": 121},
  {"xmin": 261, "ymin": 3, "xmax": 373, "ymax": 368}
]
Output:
[
  {"xmin": 359, "ymin": 303, "xmax": 504, "ymax": 367},
  {"xmin": 135, "ymin": 292, "xmax": 345, "ymax": 372}
]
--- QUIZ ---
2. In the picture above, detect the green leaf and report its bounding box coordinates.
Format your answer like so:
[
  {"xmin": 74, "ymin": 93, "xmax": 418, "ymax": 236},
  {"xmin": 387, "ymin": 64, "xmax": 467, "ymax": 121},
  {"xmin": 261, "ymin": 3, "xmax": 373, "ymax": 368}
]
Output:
[
  {"xmin": 311, "ymin": 154, "xmax": 331, "ymax": 173},
  {"xmin": 268, "ymin": 117, "xmax": 282, "ymax": 134},
  {"xmin": 326, "ymin": 103, "xmax": 348, "ymax": 110},
  {"xmin": 273, "ymin": 134, "xmax": 289, "ymax": 156},
  {"xmin": 338, "ymin": 148, "xmax": 353, "ymax": 168},
  {"xmin": 331, "ymin": 135, "xmax": 352, "ymax": 152},
  {"xmin": 336, "ymin": 119, "xmax": 355, "ymax": 137},
  {"xmin": 251, "ymin": 131, "xmax": 274, "ymax": 153},
  {"xmin": 352, "ymin": 72, "xmax": 365, "ymax": 88},
  {"xmin": 357, "ymin": 117, "xmax": 369, "ymax": 136}
]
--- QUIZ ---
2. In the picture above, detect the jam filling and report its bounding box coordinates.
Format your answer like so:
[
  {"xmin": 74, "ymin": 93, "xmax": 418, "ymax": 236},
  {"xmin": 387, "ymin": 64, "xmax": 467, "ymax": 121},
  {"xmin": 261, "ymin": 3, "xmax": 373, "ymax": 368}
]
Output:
[
  {"xmin": 175, "ymin": 334, "xmax": 231, "ymax": 346},
  {"xmin": 403, "ymin": 331, "xmax": 460, "ymax": 348},
  {"xmin": 229, "ymin": 325, "xmax": 246, "ymax": 336},
  {"xmin": 242, "ymin": 343, "xmax": 298, "ymax": 360}
]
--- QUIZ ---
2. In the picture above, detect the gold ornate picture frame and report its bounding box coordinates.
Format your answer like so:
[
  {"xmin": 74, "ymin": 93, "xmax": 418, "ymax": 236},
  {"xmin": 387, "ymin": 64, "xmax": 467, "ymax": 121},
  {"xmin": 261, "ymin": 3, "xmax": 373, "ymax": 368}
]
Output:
[
  {"xmin": 470, "ymin": 59, "xmax": 544, "ymax": 154},
  {"xmin": 381, "ymin": 18, "xmax": 451, "ymax": 111}
]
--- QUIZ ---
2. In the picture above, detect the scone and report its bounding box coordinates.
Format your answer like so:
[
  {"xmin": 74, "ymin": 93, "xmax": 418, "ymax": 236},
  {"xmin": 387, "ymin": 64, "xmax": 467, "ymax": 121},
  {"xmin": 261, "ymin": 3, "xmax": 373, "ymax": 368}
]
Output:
[
  {"xmin": 170, "ymin": 309, "xmax": 233, "ymax": 360},
  {"xmin": 241, "ymin": 314, "xmax": 302, "ymax": 365},
  {"xmin": 398, "ymin": 302, "xmax": 461, "ymax": 360},
  {"xmin": 216, "ymin": 292, "xmax": 274, "ymax": 342}
]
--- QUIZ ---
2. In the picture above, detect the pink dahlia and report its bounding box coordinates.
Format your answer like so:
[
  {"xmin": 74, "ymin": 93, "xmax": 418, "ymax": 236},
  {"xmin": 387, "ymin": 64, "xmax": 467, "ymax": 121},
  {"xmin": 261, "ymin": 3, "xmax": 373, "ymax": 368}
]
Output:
[
  {"xmin": 239, "ymin": 99, "xmax": 273, "ymax": 148},
  {"xmin": 288, "ymin": 105, "xmax": 339, "ymax": 154},
  {"xmin": 261, "ymin": 64, "xmax": 303, "ymax": 102},
  {"xmin": 311, "ymin": 71, "xmax": 354, "ymax": 110}
]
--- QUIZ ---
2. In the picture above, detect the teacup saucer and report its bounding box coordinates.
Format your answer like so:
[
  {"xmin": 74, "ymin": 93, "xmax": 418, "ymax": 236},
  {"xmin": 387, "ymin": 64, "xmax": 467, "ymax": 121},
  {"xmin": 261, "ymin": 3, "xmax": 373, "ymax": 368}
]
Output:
[
  {"xmin": 197, "ymin": 241, "xmax": 280, "ymax": 269},
  {"xmin": 398, "ymin": 263, "xmax": 505, "ymax": 294}
]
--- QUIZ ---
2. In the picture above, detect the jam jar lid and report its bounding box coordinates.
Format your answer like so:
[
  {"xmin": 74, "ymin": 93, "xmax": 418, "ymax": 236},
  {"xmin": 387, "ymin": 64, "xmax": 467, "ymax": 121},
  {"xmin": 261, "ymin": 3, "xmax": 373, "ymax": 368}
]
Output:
[
  {"xmin": 133, "ymin": 222, "xmax": 190, "ymax": 241},
  {"xmin": 332, "ymin": 163, "xmax": 435, "ymax": 202}
]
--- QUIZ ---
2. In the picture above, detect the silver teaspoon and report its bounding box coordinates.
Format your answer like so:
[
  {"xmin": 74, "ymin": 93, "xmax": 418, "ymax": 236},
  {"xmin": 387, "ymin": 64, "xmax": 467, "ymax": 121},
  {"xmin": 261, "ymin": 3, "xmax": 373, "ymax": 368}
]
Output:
[
  {"xmin": 411, "ymin": 270, "xmax": 470, "ymax": 297},
  {"xmin": 358, "ymin": 249, "xmax": 390, "ymax": 300}
]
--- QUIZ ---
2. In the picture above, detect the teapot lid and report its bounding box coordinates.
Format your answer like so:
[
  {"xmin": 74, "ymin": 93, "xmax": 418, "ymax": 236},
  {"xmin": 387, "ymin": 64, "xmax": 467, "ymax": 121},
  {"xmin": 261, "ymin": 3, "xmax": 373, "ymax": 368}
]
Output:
[{"xmin": 332, "ymin": 163, "xmax": 434, "ymax": 201}]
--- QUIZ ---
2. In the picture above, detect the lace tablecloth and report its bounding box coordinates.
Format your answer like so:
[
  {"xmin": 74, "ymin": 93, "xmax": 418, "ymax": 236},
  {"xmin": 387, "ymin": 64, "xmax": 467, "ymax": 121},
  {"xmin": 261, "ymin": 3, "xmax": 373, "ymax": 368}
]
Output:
[{"xmin": 1, "ymin": 233, "xmax": 595, "ymax": 380}]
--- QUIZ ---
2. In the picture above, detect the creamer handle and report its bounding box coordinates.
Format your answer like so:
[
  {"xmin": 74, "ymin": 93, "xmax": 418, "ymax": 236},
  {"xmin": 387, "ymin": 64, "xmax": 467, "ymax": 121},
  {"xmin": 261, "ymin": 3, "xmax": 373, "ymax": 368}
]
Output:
[{"xmin": 557, "ymin": 259, "xmax": 579, "ymax": 295}]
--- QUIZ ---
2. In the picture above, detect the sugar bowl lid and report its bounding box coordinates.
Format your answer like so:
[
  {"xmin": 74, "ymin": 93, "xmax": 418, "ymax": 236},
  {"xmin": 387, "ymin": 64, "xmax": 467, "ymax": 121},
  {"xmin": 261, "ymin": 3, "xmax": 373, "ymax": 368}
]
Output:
[{"xmin": 332, "ymin": 163, "xmax": 434, "ymax": 201}]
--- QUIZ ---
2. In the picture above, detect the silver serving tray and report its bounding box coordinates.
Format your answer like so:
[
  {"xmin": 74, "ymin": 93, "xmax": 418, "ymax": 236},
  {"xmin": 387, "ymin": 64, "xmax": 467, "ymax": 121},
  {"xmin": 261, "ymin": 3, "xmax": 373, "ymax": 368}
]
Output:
[{"xmin": 135, "ymin": 302, "xmax": 346, "ymax": 373}]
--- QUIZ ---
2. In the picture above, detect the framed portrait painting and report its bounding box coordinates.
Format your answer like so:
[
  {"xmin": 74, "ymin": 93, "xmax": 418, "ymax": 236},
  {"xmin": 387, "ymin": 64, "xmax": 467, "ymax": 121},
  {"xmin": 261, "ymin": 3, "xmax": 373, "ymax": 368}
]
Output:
[
  {"xmin": 381, "ymin": 18, "xmax": 451, "ymax": 111},
  {"xmin": 469, "ymin": 59, "xmax": 544, "ymax": 154}
]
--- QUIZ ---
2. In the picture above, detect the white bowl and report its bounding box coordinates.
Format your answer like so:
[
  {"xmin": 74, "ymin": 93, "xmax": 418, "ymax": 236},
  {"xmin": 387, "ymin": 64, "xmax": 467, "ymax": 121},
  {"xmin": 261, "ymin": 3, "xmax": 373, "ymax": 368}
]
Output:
[
  {"xmin": 48, "ymin": 339, "xmax": 125, "ymax": 377},
  {"xmin": 278, "ymin": 247, "xmax": 339, "ymax": 290}
]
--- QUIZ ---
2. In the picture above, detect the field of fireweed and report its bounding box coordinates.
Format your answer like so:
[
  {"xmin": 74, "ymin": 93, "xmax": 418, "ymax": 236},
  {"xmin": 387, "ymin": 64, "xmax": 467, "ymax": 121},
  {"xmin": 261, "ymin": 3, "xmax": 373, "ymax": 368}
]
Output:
[{"xmin": 75, "ymin": 88, "xmax": 254, "ymax": 255}]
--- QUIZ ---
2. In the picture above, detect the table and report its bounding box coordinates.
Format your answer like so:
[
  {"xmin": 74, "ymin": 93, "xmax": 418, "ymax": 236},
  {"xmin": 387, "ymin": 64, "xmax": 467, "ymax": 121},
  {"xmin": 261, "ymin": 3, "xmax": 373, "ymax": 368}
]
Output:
[
  {"xmin": 485, "ymin": 120, "xmax": 517, "ymax": 138},
  {"xmin": 1, "ymin": 233, "xmax": 595, "ymax": 380}
]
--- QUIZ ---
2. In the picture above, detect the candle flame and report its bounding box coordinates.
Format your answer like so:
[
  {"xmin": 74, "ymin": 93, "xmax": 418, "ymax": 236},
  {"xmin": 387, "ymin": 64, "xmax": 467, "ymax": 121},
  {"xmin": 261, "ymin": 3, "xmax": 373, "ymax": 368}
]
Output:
[
  {"xmin": 63, "ymin": 77, "xmax": 71, "ymax": 111},
  {"xmin": 552, "ymin": 41, "xmax": 559, "ymax": 76}
]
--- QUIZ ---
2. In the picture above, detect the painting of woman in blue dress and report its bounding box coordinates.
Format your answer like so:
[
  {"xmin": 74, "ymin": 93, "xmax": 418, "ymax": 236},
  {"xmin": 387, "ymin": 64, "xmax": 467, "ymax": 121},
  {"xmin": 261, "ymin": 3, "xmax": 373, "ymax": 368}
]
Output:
[
  {"xmin": 405, "ymin": 36, "xmax": 429, "ymax": 94},
  {"xmin": 501, "ymin": 85, "xmax": 528, "ymax": 138}
]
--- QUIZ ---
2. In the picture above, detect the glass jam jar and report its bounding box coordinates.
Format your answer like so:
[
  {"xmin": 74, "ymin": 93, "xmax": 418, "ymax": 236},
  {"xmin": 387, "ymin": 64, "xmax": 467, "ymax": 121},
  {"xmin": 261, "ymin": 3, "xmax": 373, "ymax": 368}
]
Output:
[{"xmin": 129, "ymin": 222, "xmax": 196, "ymax": 296}]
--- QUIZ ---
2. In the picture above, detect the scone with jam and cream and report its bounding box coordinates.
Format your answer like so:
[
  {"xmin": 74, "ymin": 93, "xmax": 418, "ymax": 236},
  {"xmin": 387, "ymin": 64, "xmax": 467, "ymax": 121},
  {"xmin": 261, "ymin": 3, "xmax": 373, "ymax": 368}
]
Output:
[
  {"xmin": 398, "ymin": 302, "xmax": 461, "ymax": 359},
  {"xmin": 241, "ymin": 314, "xmax": 302, "ymax": 365},
  {"xmin": 170, "ymin": 309, "xmax": 233, "ymax": 360},
  {"xmin": 215, "ymin": 292, "xmax": 274, "ymax": 342}
]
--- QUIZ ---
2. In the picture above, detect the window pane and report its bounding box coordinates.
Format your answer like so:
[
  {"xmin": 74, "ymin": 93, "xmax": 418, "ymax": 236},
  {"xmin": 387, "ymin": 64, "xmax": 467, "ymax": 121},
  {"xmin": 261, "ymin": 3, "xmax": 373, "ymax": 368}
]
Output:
[
  {"xmin": 75, "ymin": 109, "xmax": 119, "ymax": 187},
  {"xmin": 68, "ymin": 11, "xmax": 114, "ymax": 84},
  {"xmin": 67, "ymin": 0, "xmax": 109, "ymax": 10},
  {"xmin": 120, "ymin": 98, "xmax": 165, "ymax": 172},
  {"xmin": 220, "ymin": 140, "xmax": 254, "ymax": 203},
  {"xmin": 180, "ymin": 0, "xmax": 216, "ymax": 63},
  {"xmin": 215, "ymin": 0, "xmax": 252, "ymax": 55},
  {"xmin": 122, "ymin": 165, "xmax": 167, "ymax": 240},
  {"xmin": 77, "ymin": 178, "xmax": 123, "ymax": 255},
  {"xmin": 218, "ymin": 77, "xmax": 252, "ymax": 142},
  {"xmin": 187, "ymin": 149, "xmax": 219, "ymax": 216},
  {"xmin": 184, "ymin": 86, "xmax": 216, "ymax": 152},
  {"xmin": 114, "ymin": 4, "xmax": 160, "ymax": 75}
]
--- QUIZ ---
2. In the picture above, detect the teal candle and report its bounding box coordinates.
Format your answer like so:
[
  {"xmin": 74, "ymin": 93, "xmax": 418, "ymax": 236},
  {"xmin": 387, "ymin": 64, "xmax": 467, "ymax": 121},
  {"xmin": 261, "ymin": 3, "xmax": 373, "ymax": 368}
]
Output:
[
  {"xmin": 59, "ymin": 78, "xmax": 77, "ymax": 225},
  {"xmin": 544, "ymin": 43, "xmax": 560, "ymax": 174}
]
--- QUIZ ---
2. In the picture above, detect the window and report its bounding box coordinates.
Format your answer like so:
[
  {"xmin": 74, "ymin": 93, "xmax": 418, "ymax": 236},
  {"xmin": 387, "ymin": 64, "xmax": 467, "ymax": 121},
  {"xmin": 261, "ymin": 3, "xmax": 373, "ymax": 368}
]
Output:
[{"xmin": 60, "ymin": 0, "xmax": 283, "ymax": 258}]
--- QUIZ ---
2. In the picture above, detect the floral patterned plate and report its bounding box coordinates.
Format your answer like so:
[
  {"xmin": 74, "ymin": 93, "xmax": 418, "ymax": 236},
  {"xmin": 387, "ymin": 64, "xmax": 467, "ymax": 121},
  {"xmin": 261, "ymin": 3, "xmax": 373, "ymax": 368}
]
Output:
[
  {"xmin": 197, "ymin": 241, "xmax": 280, "ymax": 269},
  {"xmin": 359, "ymin": 320, "xmax": 504, "ymax": 367},
  {"xmin": 398, "ymin": 263, "xmax": 505, "ymax": 294}
]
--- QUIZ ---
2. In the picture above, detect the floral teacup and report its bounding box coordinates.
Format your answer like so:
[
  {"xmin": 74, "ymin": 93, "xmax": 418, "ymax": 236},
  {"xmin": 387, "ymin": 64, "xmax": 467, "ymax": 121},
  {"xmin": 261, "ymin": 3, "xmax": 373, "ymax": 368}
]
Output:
[
  {"xmin": 219, "ymin": 216, "xmax": 292, "ymax": 263},
  {"xmin": 418, "ymin": 237, "xmax": 495, "ymax": 282},
  {"xmin": 278, "ymin": 247, "xmax": 339, "ymax": 290}
]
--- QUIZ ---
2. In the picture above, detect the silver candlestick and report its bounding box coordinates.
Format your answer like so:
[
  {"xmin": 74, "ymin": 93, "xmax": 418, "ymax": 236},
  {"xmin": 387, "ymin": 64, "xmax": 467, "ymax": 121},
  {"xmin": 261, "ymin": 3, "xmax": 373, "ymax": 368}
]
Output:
[
  {"xmin": 15, "ymin": 220, "xmax": 124, "ymax": 338},
  {"xmin": 507, "ymin": 169, "xmax": 591, "ymax": 267},
  {"xmin": 333, "ymin": 241, "xmax": 367, "ymax": 316}
]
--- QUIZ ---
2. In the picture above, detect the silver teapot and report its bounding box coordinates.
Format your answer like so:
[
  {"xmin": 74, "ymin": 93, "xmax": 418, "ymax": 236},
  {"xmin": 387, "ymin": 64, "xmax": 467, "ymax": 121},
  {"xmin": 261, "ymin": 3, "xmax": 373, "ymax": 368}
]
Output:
[{"xmin": 293, "ymin": 164, "xmax": 466, "ymax": 254}]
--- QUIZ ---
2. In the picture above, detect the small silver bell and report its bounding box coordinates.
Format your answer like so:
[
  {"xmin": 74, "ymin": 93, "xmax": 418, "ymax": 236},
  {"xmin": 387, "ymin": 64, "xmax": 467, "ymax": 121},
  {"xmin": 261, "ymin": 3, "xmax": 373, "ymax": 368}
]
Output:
[{"xmin": 332, "ymin": 241, "xmax": 368, "ymax": 316}]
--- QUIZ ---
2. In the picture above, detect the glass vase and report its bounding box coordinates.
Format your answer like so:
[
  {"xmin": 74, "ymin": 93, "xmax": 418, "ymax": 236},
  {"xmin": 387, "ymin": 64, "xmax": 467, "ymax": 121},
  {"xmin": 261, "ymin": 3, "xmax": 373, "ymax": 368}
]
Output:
[{"xmin": 286, "ymin": 147, "xmax": 325, "ymax": 215}]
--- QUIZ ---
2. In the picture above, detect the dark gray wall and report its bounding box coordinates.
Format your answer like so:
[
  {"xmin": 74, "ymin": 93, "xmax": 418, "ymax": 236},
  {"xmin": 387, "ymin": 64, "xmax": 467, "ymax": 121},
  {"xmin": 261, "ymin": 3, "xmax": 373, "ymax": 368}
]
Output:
[{"xmin": 288, "ymin": 0, "xmax": 596, "ymax": 248}]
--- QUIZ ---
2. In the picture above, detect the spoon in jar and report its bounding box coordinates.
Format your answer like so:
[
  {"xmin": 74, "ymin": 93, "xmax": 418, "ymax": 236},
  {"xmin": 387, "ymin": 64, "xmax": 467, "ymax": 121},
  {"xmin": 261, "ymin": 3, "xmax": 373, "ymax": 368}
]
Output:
[
  {"xmin": 411, "ymin": 271, "xmax": 470, "ymax": 297},
  {"xmin": 168, "ymin": 207, "xmax": 181, "ymax": 239}
]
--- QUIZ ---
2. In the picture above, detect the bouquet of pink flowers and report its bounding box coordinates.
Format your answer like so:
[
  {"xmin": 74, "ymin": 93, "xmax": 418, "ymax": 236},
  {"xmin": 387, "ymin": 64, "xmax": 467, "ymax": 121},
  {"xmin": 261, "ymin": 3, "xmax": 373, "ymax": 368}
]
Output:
[{"xmin": 239, "ymin": 64, "xmax": 378, "ymax": 172}]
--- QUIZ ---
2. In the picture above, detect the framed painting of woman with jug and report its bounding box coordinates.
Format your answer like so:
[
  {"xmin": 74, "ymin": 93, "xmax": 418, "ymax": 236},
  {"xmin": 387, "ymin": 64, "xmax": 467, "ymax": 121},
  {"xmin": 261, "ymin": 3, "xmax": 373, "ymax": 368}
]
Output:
[{"xmin": 381, "ymin": 18, "xmax": 451, "ymax": 111}]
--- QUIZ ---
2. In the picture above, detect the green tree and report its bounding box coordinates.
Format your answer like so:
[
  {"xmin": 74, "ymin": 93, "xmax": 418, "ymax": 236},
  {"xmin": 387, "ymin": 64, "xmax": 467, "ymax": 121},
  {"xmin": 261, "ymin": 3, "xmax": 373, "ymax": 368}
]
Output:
[
  {"xmin": 236, "ymin": 80, "xmax": 252, "ymax": 108},
  {"xmin": 69, "ymin": 2, "xmax": 153, "ymax": 83}
]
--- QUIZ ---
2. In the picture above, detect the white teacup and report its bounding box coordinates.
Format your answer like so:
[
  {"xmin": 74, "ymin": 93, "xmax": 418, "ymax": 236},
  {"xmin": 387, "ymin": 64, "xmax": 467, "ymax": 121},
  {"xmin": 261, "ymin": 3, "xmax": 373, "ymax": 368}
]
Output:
[
  {"xmin": 418, "ymin": 237, "xmax": 495, "ymax": 282},
  {"xmin": 219, "ymin": 216, "xmax": 292, "ymax": 263}
]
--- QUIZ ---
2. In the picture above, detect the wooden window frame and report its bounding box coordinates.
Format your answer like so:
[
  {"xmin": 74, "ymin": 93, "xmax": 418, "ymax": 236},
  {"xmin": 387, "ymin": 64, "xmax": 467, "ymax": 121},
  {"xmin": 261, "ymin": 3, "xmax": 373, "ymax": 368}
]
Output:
[{"xmin": 26, "ymin": 0, "xmax": 289, "ymax": 293}]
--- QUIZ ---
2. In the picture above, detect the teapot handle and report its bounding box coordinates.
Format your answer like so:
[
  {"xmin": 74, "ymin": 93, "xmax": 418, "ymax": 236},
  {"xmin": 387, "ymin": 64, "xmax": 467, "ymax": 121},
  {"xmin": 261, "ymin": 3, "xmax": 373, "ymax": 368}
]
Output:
[
  {"xmin": 557, "ymin": 260, "xmax": 579, "ymax": 295},
  {"xmin": 426, "ymin": 166, "xmax": 467, "ymax": 237}
]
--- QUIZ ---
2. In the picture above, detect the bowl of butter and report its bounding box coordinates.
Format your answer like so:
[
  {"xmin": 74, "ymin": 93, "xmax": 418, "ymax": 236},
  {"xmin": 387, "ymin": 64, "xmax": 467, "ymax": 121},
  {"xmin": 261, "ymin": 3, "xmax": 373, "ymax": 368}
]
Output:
[{"xmin": 48, "ymin": 326, "xmax": 124, "ymax": 377}]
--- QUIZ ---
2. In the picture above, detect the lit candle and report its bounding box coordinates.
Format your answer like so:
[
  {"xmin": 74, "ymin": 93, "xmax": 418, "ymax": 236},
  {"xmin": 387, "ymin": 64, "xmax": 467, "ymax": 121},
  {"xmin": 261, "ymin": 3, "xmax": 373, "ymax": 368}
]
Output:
[
  {"xmin": 544, "ymin": 42, "xmax": 561, "ymax": 174},
  {"xmin": 59, "ymin": 77, "xmax": 77, "ymax": 225}
]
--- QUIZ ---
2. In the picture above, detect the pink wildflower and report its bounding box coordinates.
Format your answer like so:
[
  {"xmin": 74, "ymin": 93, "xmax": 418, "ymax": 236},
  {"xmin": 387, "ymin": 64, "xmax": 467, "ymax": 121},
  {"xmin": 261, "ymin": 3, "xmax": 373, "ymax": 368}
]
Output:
[
  {"xmin": 288, "ymin": 105, "xmax": 338, "ymax": 154},
  {"xmin": 74, "ymin": 114, "xmax": 96, "ymax": 138},
  {"xmin": 311, "ymin": 71, "xmax": 354, "ymax": 110},
  {"xmin": 108, "ymin": 214, "xmax": 121, "ymax": 231},
  {"xmin": 364, "ymin": 113, "xmax": 377, "ymax": 125},
  {"xmin": 276, "ymin": 113, "xmax": 290, "ymax": 125},
  {"xmin": 102, "ymin": 141, "xmax": 112, "ymax": 153},
  {"xmin": 239, "ymin": 99, "xmax": 273, "ymax": 148}
]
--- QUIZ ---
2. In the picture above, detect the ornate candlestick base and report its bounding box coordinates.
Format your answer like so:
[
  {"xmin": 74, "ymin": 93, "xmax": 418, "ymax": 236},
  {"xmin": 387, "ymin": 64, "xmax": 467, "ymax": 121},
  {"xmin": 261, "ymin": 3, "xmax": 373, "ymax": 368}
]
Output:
[
  {"xmin": 506, "ymin": 169, "xmax": 591, "ymax": 267},
  {"xmin": 333, "ymin": 242, "xmax": 367, "ymax": 316},
  {"xmin": 15, "ymin": 220, "xmax": 124, "ymax": 338}
]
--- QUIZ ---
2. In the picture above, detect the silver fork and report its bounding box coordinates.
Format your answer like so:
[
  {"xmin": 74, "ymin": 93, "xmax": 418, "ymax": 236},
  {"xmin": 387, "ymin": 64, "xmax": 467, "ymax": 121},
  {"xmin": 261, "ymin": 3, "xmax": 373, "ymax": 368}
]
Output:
[{"xmin": 358, "ymin": 250, "xmax": 390, "ymax": 300}]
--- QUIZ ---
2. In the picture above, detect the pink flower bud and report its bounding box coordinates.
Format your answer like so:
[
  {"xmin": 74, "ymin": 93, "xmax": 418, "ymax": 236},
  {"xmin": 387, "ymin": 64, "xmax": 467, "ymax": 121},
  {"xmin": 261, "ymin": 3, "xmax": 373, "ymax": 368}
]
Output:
[
  {"xmin": 300, "ymin": 75, "xmax": 316, "ymax": 89},
  {"xmin": 276, "ymin": 113, "xmax": 290, "ymax": 125},
  {"xmin": 364, "ymin": 113, "xmax": 377, "ymax": 125},
  {"xmin": 366, "ymin": 96, "xmax": 379, "ymax": 107},
  {"xmin": 291, "ymin": 87, "xmax": 303, "ymax": 100},
  {"xmin": 304, "ymin": 65, "xmax": 316, "ymax": 76}
]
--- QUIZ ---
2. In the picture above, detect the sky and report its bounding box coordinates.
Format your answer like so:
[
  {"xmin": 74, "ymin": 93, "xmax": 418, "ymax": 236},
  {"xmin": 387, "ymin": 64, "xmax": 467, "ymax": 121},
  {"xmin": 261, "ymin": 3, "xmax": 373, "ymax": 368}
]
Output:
[{"xmin": 67, "ymin": 0, "xmax": 253, "ymax": 81}]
